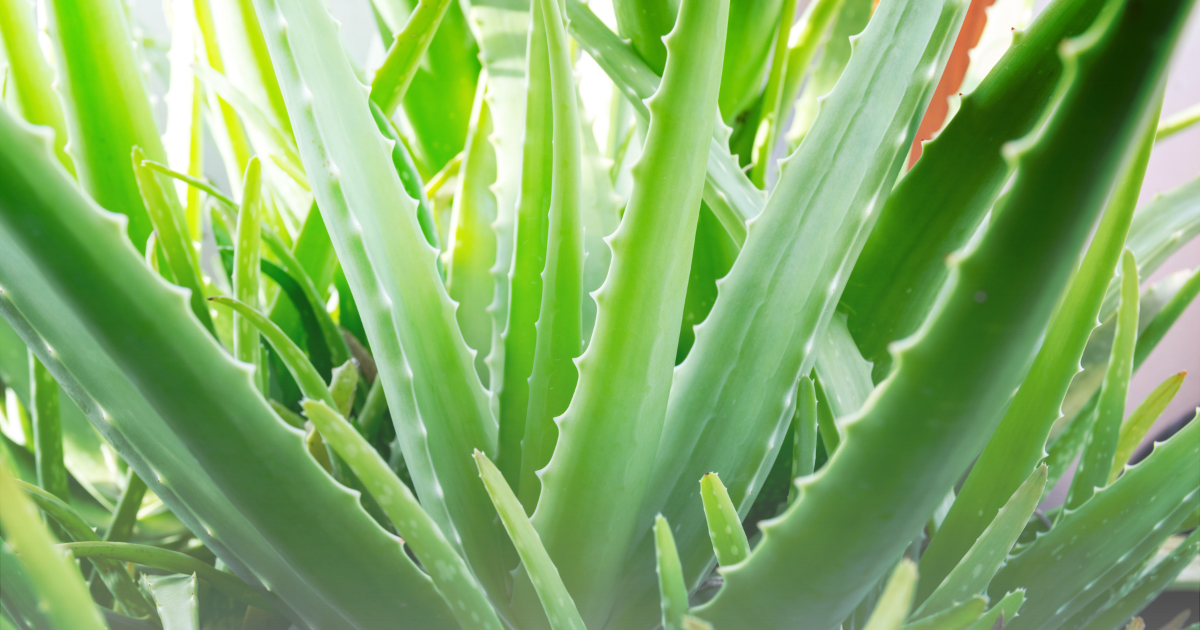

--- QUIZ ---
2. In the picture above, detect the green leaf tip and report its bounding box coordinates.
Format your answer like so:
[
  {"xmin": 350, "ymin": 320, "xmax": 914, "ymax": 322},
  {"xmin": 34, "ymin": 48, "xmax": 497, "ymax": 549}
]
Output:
[
  {"xmin": 700, "ymin": 472, "xmax": 751, "ymax": 568},
  {"xmin": 864, "ymin": 560, "xmax": 919, "ymax": 630}
]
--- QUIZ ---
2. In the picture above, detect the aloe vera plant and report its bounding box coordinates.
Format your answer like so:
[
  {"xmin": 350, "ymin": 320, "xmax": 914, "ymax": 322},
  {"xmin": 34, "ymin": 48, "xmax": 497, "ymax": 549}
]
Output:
[{"xmin": 0, "ymin": 0, "xmax": 1197, "ymax": 625}]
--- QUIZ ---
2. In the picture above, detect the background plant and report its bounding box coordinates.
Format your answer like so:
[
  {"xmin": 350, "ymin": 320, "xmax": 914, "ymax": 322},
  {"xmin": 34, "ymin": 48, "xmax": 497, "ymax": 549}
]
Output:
[{"xmin": 0, "ymin": 0, "xmax": 1197, "ymax": 626}]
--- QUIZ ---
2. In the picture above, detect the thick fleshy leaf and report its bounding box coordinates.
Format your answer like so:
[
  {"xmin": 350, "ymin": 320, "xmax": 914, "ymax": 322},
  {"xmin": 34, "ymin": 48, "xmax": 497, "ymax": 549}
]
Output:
[
  {"xmin": 915, "ymin": 466, "xmax": 1045, "ymax": 616},
  {"xmin": 620, "ymin": 0, "xmax": 968, "ymax": 625},
  {"xmin": 1065, "ymin": 250, "xmax": 1139, "ymax": 509},
  {"xmin": 473, "ymin": 451, "xmax": 586, "ymax": 630},
  {"xmin": 841, "ymin": 0, "xmax": 1120, "ymax": 379},
  {"xmin": 989, "ymin": 417, "xmax": 1200, "ymax": 630},
  {"xmin": 519, "ymin": 0, "xmax": 729, "ymax": 624},
  {"xmin": 145, "ymin": 573, "xmax": 199, "ymax": 630},
  {"xmin": 694, "ymin": 0, "xmax": 1189, "ymax": 625},
  {"xmin": 302, "ymin": 400, "xmax": 503, "ymax": 630},
  {"xmin": 921, "ymin": 78, "xmax": 1160, "ymax": 588},
  {"xmin": 0, "ymin": 109, "xmax": 456, "ymax": 628},
  {"xmin": 250, "ymin": 0, "xmax": 507, "ymax": 602}
]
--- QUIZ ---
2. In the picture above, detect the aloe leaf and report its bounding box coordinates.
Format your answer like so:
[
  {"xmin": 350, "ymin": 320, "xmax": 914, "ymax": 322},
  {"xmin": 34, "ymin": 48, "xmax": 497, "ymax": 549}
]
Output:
[
  {"xmin": 371, "ymin": 0, "xmax": 479, "ymax": 172},
  {"xmin": 0, "ymin": 0, "xmax": 73, "ymax": 173},
  {"xmin": 634, "ymin": 0, "xmax": 967, "ymax": 622},
  {"xmin": 1045, "ymin": 268, "xmax": 1198, "ymax": 497},
  {"xmin": 1133, "ymin": 267, "xmax": 1199, "ymax": 369},
  {"xmin": 517, "ymin": 0, "xmax": 585, "ymax": 511},
  {"xmin": 369, "ymin": 0, "xmax": 454, "ymax": 116},
  {"xmin": 0, "ymin": 460, "xmax": 106, "ymax": 630},
  {"xmin": 302, "ymin": 400, "xmax": 503, "ymax": 630},
  {"xmin": 906, "ymin": 598, "xmax": 988, "ymax": 630},
  {"xmin": 1060, "ymin": 529, "xmax": 1200, "ymax": 630},
  {"xmin": 521, "ymin": 0, "xmax": 727, "ymax": 622},
  {"xmin": 921, "ymin": 83, "xmax": 1160, "ymax": 588},
  {"xmin": 233, "ymin": 159, "xmax": 265, "ymax": 382},
  {"xmin": 565, "ymin": 0, "xmax": 766, "ymax": 240},
  {"xmin": 783, "ymin": 0, "xmax": 871, "ymax": 147},
  {"xmin": 459, "ymin": 0, "xmax": 529, "ymax": 418},
  {"xmin": 369, "ymin": 104, "xmax": 441, "ymax": 255},
  {"xmin": 210, "ymin": 297, "xmax": 334, "ymax": 408},
  {"xmin": 916, "ymin": 466, "xmax": 1046, "ymax": 616},
  {"xmin": 694, "ymin": 0, "xmax": 1189, "ymax": 625},
  {"xmin": 700, "ymin": 473, "xmax": 752, "ymax": 567},
  {"xmin": 132, "ymin": 151, "xmax": 216, "ymax": 337},
  {"xmin": 654, "ymin": 515, "xmax": 690, "ymax": 630},
  {"xmin": 750, "ymin": 0, "xmax": 843, "ymax": 188},
  {"xmin": 610, "ymin": 0, "xmax": 674, "ymax": 73},
  {"xmin": 328, "ymin": 361, "xmax": 359, "ymax": 418},
  {"xmin": 145, "ymin": 573, "xmax": 199, "ymax": 630},
  {"xmin": 814, "ymin": 314, "xmax": 875, "ymax": 421},
  {"xmin": 28, "ymin": 355, "xmax": 66, "ymax": 507},
  {"xmin": 719, "ymin": 0, "xmax": 783, "ymax": 120},
  {"xmin": 840, "ymin": 0, "xmax": 1120, "ymax": 378},
  {"xmin": 103, "ymin": 470, "xmax": 147, "ymax": 544},
  {"xmin": 789, "ymin": 376, "xmax": 819, "ymax": 500},
  {"xmin": 495, "ymin": 0, "xmax": 554, "ymax": 493},
  {"xmin": 862, "ymin": 561, "xmax": 920, "ymax": 630},
  {"xmin": 966, "ymin": 591, "xmax": 1025, "ymax": 630},
  {"xmin": 473, "ymin": 451, "xmax": 586, "ymax": 630},
  {"xmin": 447, "ymin": 80, "xmax": 499, "ymax": 387},
  {"xmin": 1156, "ymin": 103, "xmax": 1200, "ymax": 141},
  {"xmin": 16, "ymin": 480, "xmax": 156, "ymax": 618},
  {"xmin": 989, "ymin": 417, "xmax": 1200, "ymax": 630},
  {"xmin": 0, "ymin": 110, "xmax": 456, "ymax": 627},
  {"xmin": 62, "ymin": 542, "xmax": 274, "ymax": 610},
  {"xmin": 250, "ymin": 0, "xmax": 505, "ymax": 601},
  {"xmin": 748, "ymin": 0, "xmax": 800, "ymax": 188},
  {"xmin": 1065, "ymin": 251, "xmax": 1139, "ymax": 509},
  {"xmin": 43, "ymin": 0, "xmax": 169, "ymax": 249},
  {"xmin": 1050, "ymin": 265, "xmax": 1199, "ymax": 483}
]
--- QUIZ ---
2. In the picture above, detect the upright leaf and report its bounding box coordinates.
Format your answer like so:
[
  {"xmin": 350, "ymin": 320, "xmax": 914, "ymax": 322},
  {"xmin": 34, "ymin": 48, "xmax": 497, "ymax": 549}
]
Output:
[
  {"xmin": 865, "ymin": 561, "xmax": 920, "ymax": 630},
  {"xmin": 0, "ymin": 0, "xmax": 73, "ymax": 173},
  {"xmin": 694, "ymin": 0, "xmax": 1190, "ymax": 625},
  {"xmin": 302, "ymin": 400, "xmax": 503, "ymax": 630},
  {"xmin": 496, "ymin": 0, "xmax": 553, "ymax": 492},
  {"xmin": 655, "ymin": 515, "xmax": 690, "ymax": 630},
  {"xmin": 233, "ymin": 159, "xmax": 264, "ymax": 385},
  {"xmin": 1110, "ymin": 372, "xmax": 1186, "ymax": 482},
  {"xmin": 1065, "ymin": 250, "xmax": 1139, "ymax": 509},
  {"xmin": 250, "ymin": 0, "xmax": 506, "ymax": 601},
  {"xmin": 989, "ymin": 417, "xmax": 1200, "ymax": 630},
  {"xmin": 517, "ymin": 0, "xmax": 585, "ymax": 511},
  {"xmin": 521, "ymin": 0, "xmax": 728, "ymax": 624},
  {"xmin": 474, "ymin": 451, "xmax": 586, "ymax": 630},
  {"xmin": 915, "ymin": 466, "xmax": 1046, "ymax": 615},
  {"xmin": 446, "ymin": 79, "xmax": 498, "ymax": 386},
  {"xmin": 369, "ymin": 0, "xmax": 456, "ymax": 116},
  {"xmin": 700, "ymin": 473, "xmax": 751, "ymax": 567},
  {"xmin": 922, "ymin": 80, "xmax": 1161, "ymax": 589},
  {"xmin": 622, "ymin": 0, "xmax": 968, "ymax": 624},
  {"xmin": 44, "ymin": 0, "xmax": 169, "ymax": 249},
  {"xmin": 840, "ymin": 0, "xmax": 1117, "ymax": 378}
]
